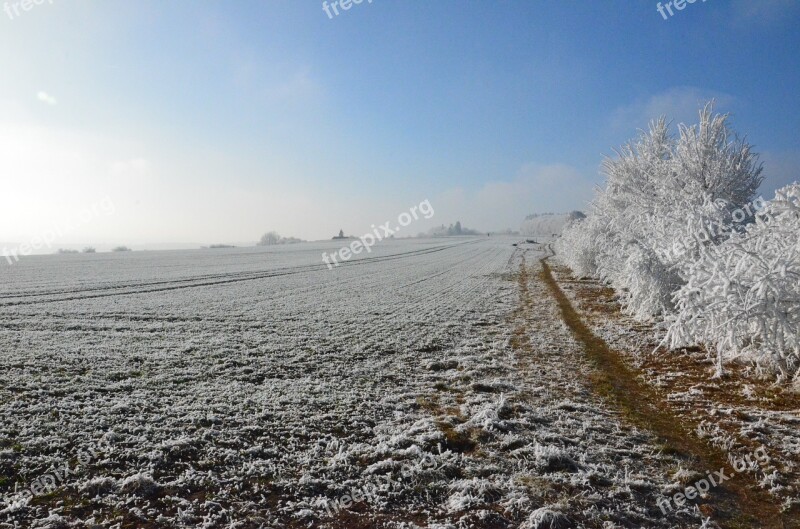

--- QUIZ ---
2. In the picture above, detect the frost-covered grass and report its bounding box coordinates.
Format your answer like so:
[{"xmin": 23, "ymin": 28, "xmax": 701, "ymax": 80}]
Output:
[
  {"xmin": 1, "ymin": 239, "xmax": 709, "ymax": 528},
  {"xmin": 552, "ymin": 262, "xmax": 800, "ymax": 523}
]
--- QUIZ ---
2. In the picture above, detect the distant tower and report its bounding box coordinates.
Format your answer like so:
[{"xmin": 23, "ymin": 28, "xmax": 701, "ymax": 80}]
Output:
[{"xmin": 338, "ymin": 229, "xmax": 344, "ymax": 238}]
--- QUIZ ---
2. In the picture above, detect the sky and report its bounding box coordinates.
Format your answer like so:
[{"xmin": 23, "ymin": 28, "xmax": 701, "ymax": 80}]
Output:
[{"xmin": 1, "ymin": 0, "xmax": 799, "ymax": 248}]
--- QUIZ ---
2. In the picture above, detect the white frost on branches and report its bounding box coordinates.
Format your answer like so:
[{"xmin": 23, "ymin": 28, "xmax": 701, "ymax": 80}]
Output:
[
  {"xmin": 666, "ymin": 183, "xmax": 800, "ymax": 381},
  {"xmin": 556, "ymin": 103, "xmax": 800, "ymax": 379},
  {"xmin": 520, "ymin": 212, "xmax": 585, "ymax": 239}
]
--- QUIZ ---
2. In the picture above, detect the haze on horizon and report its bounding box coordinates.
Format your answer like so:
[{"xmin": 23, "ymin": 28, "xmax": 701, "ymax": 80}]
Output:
[{"xmin": 2, "ymin": 1, "xmax": 799, "ymax": 248}]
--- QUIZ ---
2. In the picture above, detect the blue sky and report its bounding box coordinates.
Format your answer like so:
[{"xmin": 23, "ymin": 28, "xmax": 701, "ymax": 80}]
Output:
[{"xmin": 1, "ymin": 0, "xmax": 798, "ymax": 246}]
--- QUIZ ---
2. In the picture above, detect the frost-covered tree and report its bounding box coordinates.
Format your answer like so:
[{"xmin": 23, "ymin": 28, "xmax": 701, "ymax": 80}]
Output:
[
  {"xmin": 558, "ymin": 103, "xmax": 763, "ymax": 319},
  {"xmin": 521, "ymin": 212, "xmax": 584, "ymax": 238},
  {"xmin": 258, "ymin": 231, "xmax": 303, "ymax": 245},
  {"xmin": 555, "ymin": 214, "xmax": 604, "ymax": 278},
  {"xmin": 258, "ymin": 231, "xmax": 281, "ymax": 246},
  {"xmin": 666, "ymin": 183, "xmax": 800, "ymax": 381},
  {"xmin": 555, "ymin": 102, "xmax": 800, "ymax": 380},
  {"xmin": 672, "ymin": 107, "xmax": 763, "ymax": 208}
]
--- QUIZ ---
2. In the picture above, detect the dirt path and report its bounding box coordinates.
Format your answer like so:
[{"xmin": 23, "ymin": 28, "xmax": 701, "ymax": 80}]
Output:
[
  {"xmin": 502, "ymin": 249, "xmax": 705, "ymax": 528},
  {"xmin": 536, "ymin": 251, "xmax": 787, "ymax": 529}
]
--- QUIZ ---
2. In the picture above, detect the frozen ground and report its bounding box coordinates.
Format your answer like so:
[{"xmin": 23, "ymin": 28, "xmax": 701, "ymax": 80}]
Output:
[
  {"xmin": 1, "ymin": 238, "xmax": 712, "ymax": 528},
  {"xmin": 551, "ymin": 257, "xmax": 800, "ymax": 524}
]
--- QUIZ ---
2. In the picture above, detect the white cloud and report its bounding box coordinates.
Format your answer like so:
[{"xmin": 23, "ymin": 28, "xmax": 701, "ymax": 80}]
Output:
[
  {"xmin": 0, "ymin": 108, "xmax": 592, "ymax": 245},
  {"xmin": 110, "ymin": 158, "xmax": 151, "ymax": 181},
  {"xmin": 232, "ymin": 55, "xmax": 321, "ymax": 104},
  {"xmin": 36, "ymin": 91, "xmax": 57, "ymax": 106},
  {"xmin": 266, "ymin": 67, "xmax": 319, "ymax": 101},
  {"xmin": 731, "ymin": 0, "xmax": 799, "ymax": 27},
  {"xmin": 0, "ymin": 121, "xmax": 150, "ymax": 242},
  {"xmin": 610, "ymin": 86, "xmax": 736, "ymax": 136},
  {"xmin": 433, "ymin": 164, "xmax": 595, "ymax": 233}
]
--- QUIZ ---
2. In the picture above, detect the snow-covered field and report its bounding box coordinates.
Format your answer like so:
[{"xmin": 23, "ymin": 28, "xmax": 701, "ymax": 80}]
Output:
[{"xmin": 1, "ymin": 239, "xmax": 714, "ymax": 528}]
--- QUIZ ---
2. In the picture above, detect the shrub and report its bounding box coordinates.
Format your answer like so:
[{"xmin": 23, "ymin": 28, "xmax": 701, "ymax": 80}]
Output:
[
  {"xmin": 558, "ymin": 103, "xmax": 762, "ymax": 319},
  {"xmin": 555, "ymin": 102, "xmax": 800, "ymax": 380},
  {"xmin": 258, "ymin": 232, "xmax": 303, "ymax": 246},
  {"xmin": 666, "ymin": 183, "xmax": 800, "ymax": 381}
]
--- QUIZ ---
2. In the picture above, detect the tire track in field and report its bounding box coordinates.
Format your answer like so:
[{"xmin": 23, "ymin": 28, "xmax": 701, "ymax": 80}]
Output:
[
  {"xmin": 0, "ymin": 240, "xmax": 482, "ymax": 307},
  {"xmin": 347, "ymin": 244, "xmax": 503, "ymax": 355},
  {"xmin": 0, "ymin": 241, "xmax": 476, "ymax": 301},
  {"xmin": 0, "ymin": 242, "xmax": 469, "ymax": 301}
]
